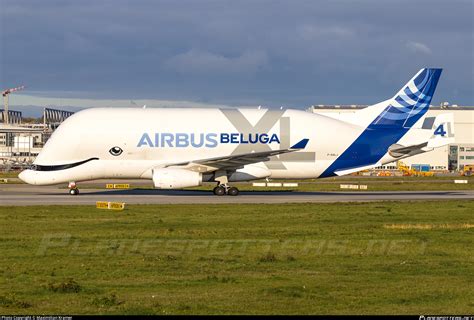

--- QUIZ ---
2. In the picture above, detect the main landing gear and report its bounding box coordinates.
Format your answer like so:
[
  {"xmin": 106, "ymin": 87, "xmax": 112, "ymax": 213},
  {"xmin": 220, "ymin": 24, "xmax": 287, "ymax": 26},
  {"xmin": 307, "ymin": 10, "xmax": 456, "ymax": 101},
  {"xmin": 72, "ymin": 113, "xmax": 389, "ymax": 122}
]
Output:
[
  {"xmin": 212, "ymin": 170, "xmax": 239, "ymax": 196},
  {"xmin": 213, "ymin": 184, "xmax": 239, "ymax": 196},
  {"xmin": 68, "ymin": 182, "xmax": 79, "ymax": 196}
]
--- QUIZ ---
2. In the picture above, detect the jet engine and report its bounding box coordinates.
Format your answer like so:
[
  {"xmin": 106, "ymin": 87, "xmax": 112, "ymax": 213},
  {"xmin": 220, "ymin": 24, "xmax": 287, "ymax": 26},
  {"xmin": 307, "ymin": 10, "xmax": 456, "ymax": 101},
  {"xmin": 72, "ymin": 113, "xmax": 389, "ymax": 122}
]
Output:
[{"xmin": 152, "ymin": 168, "xmax": 202, "ymax": 189}]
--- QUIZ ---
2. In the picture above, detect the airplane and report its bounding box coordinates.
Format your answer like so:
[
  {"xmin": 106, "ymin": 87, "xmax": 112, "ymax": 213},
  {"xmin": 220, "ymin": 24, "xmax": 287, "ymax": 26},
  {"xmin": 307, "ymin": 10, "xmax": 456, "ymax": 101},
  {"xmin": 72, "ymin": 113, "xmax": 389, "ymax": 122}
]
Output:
[{"xmin": 19, "ymin": 68, "xmax": 454, "ymax": 196}]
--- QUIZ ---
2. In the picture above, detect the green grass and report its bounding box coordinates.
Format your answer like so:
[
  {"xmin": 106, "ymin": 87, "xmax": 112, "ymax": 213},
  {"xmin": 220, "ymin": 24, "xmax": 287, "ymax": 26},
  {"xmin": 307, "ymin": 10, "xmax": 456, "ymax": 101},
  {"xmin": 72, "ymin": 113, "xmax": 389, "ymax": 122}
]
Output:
[
  {"xmin": 0, "ymin": 171, "xmax": 19, "ymax": 179},
  {"xmin": 0, "ymin": 201, "xmax": 473, "ymax": 314}
]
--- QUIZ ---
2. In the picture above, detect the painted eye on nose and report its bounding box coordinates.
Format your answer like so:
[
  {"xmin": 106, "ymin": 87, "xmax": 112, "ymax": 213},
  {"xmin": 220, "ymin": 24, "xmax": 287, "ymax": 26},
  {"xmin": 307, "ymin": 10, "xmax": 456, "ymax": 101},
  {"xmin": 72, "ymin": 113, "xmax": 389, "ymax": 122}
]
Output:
[{"xmin": 109, "ymin": 146, "xmax": 123, "ymax": 156}]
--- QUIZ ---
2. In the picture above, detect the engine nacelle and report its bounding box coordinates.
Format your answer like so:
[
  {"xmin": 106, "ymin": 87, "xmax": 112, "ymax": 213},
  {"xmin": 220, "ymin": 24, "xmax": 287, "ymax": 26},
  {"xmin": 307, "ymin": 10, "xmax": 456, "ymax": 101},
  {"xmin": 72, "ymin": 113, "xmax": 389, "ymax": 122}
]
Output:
[{"xmin": 152, "ymin": 168, "xmax": 202, "ymax": 189}]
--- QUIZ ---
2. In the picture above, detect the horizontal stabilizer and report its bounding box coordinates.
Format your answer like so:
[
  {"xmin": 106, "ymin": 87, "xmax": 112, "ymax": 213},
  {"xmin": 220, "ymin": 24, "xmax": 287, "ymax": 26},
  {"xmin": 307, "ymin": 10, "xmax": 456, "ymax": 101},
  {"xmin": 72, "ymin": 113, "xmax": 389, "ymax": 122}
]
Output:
[
  {"xmin": 290, "ymin": 139, "xmax": 309, "ymax": 150},
  {"xmin": 388, "ymin": 142, "xmax": 428, "ymax": 158}
]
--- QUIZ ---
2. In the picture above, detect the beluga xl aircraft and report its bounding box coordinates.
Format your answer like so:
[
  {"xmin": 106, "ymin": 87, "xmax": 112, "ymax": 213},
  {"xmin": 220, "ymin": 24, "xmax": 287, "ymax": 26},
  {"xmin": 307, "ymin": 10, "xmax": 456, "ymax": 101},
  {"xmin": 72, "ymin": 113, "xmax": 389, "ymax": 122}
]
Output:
[{"xmin": 19, "ymin": 68, "xmax": 454, "ymax": 196}]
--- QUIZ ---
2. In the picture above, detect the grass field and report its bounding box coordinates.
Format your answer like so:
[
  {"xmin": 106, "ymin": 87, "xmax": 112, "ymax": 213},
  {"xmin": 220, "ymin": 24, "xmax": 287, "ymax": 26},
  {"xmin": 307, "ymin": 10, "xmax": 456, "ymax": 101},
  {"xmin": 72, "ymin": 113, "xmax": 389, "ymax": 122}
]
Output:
[
  {"xmin": 1, "ymin": 201, "xmax": 473, "ymax": 315},
  {"xmin": 0, "ymin": 172, "xmax": 20, "ymax": 179}
]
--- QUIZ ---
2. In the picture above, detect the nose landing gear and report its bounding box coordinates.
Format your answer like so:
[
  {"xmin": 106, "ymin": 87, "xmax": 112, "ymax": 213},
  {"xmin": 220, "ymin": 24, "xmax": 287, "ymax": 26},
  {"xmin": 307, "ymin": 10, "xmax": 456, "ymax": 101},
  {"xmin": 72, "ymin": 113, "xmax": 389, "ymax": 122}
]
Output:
[{"xmin": 68, "ymin": 182, "xmax": 79, "ymax": 195}]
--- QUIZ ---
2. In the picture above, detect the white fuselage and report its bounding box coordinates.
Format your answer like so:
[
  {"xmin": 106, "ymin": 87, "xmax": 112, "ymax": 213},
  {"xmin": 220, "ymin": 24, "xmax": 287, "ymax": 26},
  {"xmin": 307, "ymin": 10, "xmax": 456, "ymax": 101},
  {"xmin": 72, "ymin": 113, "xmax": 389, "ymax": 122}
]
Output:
[
  {"xmin": 19, "ymin": 107, "xmax": 372, "ymax": 185},
  {"xmin": 18, "ymin": 106, "xmax": 440, "ymax": 186}
]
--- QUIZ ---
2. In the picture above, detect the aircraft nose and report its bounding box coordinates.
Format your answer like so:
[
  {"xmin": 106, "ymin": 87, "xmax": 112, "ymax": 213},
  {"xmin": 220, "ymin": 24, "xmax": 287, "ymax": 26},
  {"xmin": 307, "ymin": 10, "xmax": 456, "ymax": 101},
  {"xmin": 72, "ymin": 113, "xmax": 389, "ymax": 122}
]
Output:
[{"xmin": 18, "ymin": 170, "xmax": 36, "ymax": 185}]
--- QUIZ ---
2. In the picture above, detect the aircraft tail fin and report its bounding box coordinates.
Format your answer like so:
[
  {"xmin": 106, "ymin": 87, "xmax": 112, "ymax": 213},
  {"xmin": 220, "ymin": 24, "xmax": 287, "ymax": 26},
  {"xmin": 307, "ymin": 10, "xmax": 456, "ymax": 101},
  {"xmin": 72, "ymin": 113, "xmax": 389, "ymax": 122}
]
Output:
[
  {"xmin": 368, "ymin": 68, "xmax": 442, "ymax": 128},
  {"xmin": 319, "ymin": 68, "xmax": 444, "ymax": 178}
]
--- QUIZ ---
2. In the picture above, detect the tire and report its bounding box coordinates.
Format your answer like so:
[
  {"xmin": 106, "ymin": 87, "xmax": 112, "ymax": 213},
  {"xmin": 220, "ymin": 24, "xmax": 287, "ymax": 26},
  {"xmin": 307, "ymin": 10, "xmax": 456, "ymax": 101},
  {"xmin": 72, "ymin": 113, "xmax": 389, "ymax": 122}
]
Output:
[
  {"xmin": 214, "ymin": 186, "xmax": 226, "ymax": 196},
  {"xmin": 69, "ymin": 188, "xmax": 79, "ymax": 195},
  {"xmin": 227, "ymin": 187, "xmax": 239, "ymax": 196}
]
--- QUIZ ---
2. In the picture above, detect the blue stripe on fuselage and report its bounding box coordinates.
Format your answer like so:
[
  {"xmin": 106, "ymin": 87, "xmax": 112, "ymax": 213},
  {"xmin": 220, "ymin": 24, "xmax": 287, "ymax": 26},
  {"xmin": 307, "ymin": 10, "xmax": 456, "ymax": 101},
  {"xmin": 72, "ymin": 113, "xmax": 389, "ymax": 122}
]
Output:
[{"xmin": 319, "ymin": 126, "xmax": 408, "ymax": 178}]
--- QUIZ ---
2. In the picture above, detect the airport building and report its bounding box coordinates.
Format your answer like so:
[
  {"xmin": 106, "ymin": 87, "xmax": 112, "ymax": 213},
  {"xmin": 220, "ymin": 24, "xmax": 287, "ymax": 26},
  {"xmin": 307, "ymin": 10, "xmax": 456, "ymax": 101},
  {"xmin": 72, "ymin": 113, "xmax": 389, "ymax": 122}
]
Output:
[
  {"xmin": 308, "ymin": 105, "xmax": 474, "ymax": 171},
  {"xmin": 0, "ymin": 108, "xmax": 74, "ymax": 169}
]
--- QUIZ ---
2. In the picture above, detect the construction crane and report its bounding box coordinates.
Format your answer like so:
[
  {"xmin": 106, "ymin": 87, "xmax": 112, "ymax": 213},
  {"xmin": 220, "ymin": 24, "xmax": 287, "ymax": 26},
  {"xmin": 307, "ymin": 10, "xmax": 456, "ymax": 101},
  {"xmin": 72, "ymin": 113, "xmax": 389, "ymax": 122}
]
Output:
[{"xmin": 2, "ymin": 85, "xmax": 25, "ymax": 125}]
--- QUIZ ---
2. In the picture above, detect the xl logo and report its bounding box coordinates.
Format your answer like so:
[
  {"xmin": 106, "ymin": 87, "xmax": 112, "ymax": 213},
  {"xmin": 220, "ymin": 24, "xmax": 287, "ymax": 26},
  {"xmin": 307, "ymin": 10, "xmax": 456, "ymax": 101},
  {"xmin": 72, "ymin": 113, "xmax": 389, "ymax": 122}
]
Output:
[{"xmin": 220, "ymin": 109, "xmax": 315, "ymax": 169}]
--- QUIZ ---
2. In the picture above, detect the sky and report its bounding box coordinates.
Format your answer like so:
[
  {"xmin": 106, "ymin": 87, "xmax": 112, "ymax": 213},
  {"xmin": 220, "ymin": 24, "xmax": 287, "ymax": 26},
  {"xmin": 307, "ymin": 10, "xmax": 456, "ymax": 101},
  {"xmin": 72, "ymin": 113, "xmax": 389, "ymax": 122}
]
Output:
[{"xmin": 1, "ymin": 0, "xmax": 473, "ymax": 113}]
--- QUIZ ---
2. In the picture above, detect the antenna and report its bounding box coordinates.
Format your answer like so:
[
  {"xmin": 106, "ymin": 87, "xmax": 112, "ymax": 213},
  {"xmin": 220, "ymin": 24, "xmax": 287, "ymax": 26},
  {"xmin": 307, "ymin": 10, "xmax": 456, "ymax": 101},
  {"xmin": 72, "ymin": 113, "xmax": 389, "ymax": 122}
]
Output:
[{"xmin": 2, "ymin": 85, "xmax": 25, "ymax": 124}]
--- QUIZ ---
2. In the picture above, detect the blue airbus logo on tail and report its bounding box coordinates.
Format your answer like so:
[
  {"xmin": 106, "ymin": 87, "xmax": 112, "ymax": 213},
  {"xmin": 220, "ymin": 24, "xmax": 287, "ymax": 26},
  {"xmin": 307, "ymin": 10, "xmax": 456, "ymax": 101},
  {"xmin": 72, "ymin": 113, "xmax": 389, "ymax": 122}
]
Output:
[
  {"xmin": 373, "ymin": 68, "xmax": 442, "ymax": 127},
  {"xmin": 137, "ymin": 132, "xmax": 281, "ymax": 148}
]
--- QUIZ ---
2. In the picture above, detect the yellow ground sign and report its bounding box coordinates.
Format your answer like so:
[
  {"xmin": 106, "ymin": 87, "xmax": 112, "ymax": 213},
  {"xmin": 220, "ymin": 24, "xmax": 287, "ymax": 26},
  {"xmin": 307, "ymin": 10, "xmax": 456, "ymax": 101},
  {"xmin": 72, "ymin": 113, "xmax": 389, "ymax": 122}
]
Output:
[
  {"xmin": 96, "ymin": 201, "xmax": 109, "ymax": 209},
  {"xmin": 109, "ymin": 202, "xmax": 125, "ymax": 210},
  {"xmin": 113, "ymin": 184, "xmax": 130, "ymax": 189},
  {"xmin": 105, "ymin": 184, "xmax": 130, "ymax": 189},
  {"xmin": 96, "ymin": 201, "xmax": 125, "ymax": 210}
]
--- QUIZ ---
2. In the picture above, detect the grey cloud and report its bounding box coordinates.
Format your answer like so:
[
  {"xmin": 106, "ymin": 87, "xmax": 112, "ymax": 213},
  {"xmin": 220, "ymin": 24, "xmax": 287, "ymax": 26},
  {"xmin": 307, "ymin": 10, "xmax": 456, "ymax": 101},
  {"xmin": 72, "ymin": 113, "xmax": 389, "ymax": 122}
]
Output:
[
  {"xmin": 406, "ymin": 41, "xmax": 432, "ymax": 55},
  {"xmin": 298, "ymin": 25, "xmax": 355, "ymax": 40},
  {"xmin": 164, "ymin": 49, "xmax": 268, "ymax": 75},
  {"xmin": 1, "ymin": 0, "xmax": 473, "ymax": 107}
]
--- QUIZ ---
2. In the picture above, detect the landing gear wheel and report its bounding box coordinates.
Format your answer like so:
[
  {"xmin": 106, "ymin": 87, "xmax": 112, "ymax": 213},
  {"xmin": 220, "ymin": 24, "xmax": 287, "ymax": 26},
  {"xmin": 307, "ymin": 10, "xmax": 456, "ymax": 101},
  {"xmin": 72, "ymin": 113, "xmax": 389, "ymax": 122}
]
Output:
[
  {"xmin": 227, "ymin": 187, "xmax": 239, "ymax": 196},
  {"xmin": 214, "ymin": 186, "xmax": 226, "ymax": 196},
  {"xmin": 69, "ymin": 188, "xmax": 79, "ymax": 196}
]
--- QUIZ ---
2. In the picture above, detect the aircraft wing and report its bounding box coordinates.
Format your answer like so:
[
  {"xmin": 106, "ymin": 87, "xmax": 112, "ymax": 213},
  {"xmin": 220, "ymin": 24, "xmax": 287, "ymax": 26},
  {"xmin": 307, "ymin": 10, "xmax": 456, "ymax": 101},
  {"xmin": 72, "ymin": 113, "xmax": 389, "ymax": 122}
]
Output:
[{"xmin": 165, "ymin": 138, "xmax": 309, "ymax": 172}]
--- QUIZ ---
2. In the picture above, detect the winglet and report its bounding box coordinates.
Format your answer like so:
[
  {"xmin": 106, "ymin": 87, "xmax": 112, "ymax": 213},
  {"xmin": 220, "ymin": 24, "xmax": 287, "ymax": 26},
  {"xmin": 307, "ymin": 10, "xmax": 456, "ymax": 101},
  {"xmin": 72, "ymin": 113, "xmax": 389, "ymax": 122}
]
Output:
[{"xmin": 290, "ymin": 138, "xmax": 309, "ymax": 149}]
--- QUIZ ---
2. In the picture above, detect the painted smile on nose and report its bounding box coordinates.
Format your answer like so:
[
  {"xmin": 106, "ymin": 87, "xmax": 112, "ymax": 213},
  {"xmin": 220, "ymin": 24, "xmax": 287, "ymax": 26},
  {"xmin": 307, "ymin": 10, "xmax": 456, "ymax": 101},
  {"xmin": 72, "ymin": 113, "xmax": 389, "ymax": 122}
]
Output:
[{"xmin": 29, "ymin": 157, "xmax": 99, "ymax": 172}]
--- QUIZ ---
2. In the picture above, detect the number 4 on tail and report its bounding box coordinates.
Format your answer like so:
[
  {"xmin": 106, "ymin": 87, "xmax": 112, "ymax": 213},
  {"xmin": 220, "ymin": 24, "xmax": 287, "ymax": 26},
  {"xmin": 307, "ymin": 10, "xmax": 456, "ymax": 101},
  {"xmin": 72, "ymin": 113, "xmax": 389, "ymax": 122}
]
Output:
[{"xmin": 434, "ymin": 124, "xmax": 447, "ymax": 137}]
